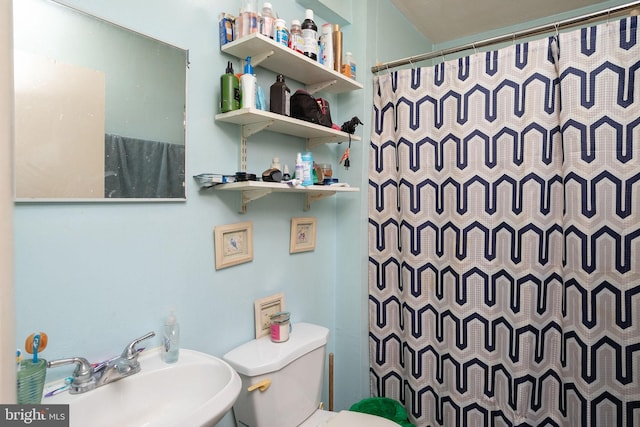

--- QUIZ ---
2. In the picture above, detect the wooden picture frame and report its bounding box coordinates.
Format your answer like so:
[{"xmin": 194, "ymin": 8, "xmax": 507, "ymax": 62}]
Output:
[
  {"xmin": 254, "ymin": 292, "xmax": 285, "ymax": 339},
  {"xmin": 290, "ymin": 217, "xmax": 317, "ymax": 253},
  {"xmin": 214, "ymin": 221, "xmax": 254, "ymax": 270}
]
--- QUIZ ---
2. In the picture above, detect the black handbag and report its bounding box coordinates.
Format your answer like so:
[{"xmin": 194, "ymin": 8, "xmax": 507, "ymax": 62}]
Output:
[{"xmin": 290, "ymin": 90, "xmax": 333, "ymax": 127}]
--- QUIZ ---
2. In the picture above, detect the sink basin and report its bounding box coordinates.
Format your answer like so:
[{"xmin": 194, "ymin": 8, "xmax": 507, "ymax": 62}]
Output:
[{"xmin": 45, "ymin": 348, "xmax": 241, "ymax": 427}]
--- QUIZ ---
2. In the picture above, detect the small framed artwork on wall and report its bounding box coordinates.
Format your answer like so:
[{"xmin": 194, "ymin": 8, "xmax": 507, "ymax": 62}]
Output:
[
  {"xmin": 254, "ymin": 292, "xmax": 285, "ymax": 339},
  {"xmin": 290, "ymin": 217, "xmax": 317, "ymax": 253},
  {"xmin": 214, "ymin": 221, "xmax": 253, "ymax": 269}
]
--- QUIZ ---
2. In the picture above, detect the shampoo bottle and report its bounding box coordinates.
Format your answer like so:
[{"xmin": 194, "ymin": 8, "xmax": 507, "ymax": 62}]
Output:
[
  {"xmin": 162, "ymin": 310, "xmax": 180, "ymax": 363},
  {"xmin": 220, "ymin": 61, "xmax": 240, "ymax": 113},
  {"xmin": 240, "ymin": 56, "xmax": 257, "ymax": 109}
]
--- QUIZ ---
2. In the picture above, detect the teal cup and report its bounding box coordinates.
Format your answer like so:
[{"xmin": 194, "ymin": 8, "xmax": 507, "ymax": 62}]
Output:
[{"xmin": 17, "ymin": 359, "xmax": 47, "ymax": 404}]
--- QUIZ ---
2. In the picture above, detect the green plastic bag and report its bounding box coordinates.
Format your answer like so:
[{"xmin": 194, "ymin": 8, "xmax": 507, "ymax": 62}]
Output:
[{"xmin": 349, "ymin": 397, "xmax": 415, "ymax": 427}]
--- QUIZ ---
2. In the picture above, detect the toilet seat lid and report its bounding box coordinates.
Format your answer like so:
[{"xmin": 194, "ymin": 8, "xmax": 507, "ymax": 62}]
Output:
[{"xmin": 324, "ymin": 410, "xmax": 400, "ymax": 426}]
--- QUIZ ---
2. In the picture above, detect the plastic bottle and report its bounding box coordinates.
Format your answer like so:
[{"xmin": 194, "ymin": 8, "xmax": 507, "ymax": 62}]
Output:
[
  {"xmin": 301, "ymin": 152, "xmax": 314, "ymax": 186},
  {"xmin": 162, "ymin": 310, "xmax": 180, "ymax": 364},
  {"xmin": 301, "ymin": 9, "xmax": 318, "ymax": 60},
  {"xmin": 240, "ymin": 56, "xmax": 257, "ymax": 109},
  {"xmin": 270, "ymin": 74, "xmax": 290, "ymax": 116},
  {"xmin": 220, "ymin": 61, "xmax": 240, "ymax": 113},
  {"xmin": 320, "ymin": 23, "xmax": 334, "ymax": 70},
  {"xmin": 274, "ymin": 18, "xmax": 289, "ymax": 46},
  {"xmin": 289, "ymin": 19, "xmax": 303, "ymax": 54},
  {"xmin": 342, "ymin": 51, "xmax": 355, "ymax": 79},
  {"xmin": 260, "ymin": 2, "xmax": 274, "ymax": 38},
  {"xmin": 294, "ymin": 152, "xmax": 304, "ymax": 182},
  {"xmin": 241, "ymin": 0, "xmax": 258, "ymax": 37},
  {"xmin": 347, "ymin": 52, "xmax": 356, "ymax": 80}
]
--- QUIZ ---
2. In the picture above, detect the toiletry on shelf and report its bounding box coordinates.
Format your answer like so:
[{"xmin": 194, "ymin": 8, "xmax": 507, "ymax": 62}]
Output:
[
  {"xmin": 342, "ymin": 51, "xmax": 356, "ymax": 79},
  {"xmin": 320, "ymin": 23, "xmax": 334, "ymax": 70},
  {"xmin": 332, "ymin": 24, "xmax": 342, "ymax": 73},
  {"xmin": 301, "ymin": 152, "xmax": 314, "ymax": 186},
  {"xmin": 274, "ymin": 18, "xmax": 289, "ymax": 46},
  {"xmin": 295, "ymin": 152, "xmax": 304, "ymax": 182},
  {"xmin": 221, "ymin": 61, "xmax": 240, "ymax": 113},
  {"xmin": 239, "ymin": 0, "xmax": 258, "ymax": 38},
  {"xmin": 240, "ymin": 56, "xmax": 257, "ymax": 109},
  {"xmin": 289, "ymin": 19, "xmax": 303, "ymax": 53},
  {"xmin": 270, "ymin": 74, "xmax": 290, "ymax": 116},
  {"xmin": 162, "ymin": 310, "xmax": 180, "ymax": 364},
  {"xmin": 260, "ymin": 2, "xmax": 274, "ymax": 38},
  {"xmin": 219, "ymin": 13, "xmax": 234, "ymax": 47},
  {"xmin": 301, "ymin": 9, "xmax": 318, "ymax": 60}
]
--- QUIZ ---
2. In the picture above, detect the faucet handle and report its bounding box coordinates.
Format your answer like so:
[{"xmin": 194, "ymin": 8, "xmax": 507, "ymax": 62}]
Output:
[
  {"xmin": 47, "ymin": 357, "xmax": 96, "ymax": 394},
  {"xmin": 121, "ymin": 331, "xmax": 155, "ymax": 360}
]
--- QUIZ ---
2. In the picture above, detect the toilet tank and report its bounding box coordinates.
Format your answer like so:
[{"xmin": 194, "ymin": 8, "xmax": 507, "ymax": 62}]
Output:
[{"xmin": 223, "ymin": 323, "xmax": 329, "ymax": 427}]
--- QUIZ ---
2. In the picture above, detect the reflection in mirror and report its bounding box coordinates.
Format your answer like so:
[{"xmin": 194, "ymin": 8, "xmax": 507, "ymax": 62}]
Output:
[{"xmin": 13, "ymin": 0, "xmax": 188, "ymax": 201}]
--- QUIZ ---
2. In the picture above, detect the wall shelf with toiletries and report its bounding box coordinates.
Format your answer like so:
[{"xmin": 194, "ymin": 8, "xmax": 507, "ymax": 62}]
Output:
[
  {"xmin": 212, "ymin": 181, "xmax": 359, "ymax": 213},
  {"xmin": 215, "ymin": 108, "xmax": 360, "ymax": 149},
  {"xmin": 221, "ymin": 32, "xmax": 363, "ymax": 94},
  {"xmin": 213, "ymin": 29, "xmax": 362, "ymax": 213}
]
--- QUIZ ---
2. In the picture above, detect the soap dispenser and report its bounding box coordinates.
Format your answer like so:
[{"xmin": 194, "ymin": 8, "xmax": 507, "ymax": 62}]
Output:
[{"xmin": 162, "ymin": 310, "xmax": 180, "ymax": 363}]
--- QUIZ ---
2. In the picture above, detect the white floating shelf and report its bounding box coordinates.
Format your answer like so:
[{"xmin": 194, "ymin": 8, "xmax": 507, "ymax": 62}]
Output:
[
  {"xmin": 215, "ymin": 108, "xmax": 361, "ymax": 147},
  {"xmin": 221, "ymin": 33, "xmax": 363, "ymax": 94},
  {"xmin": 213, "ymin": 180, "xmax": 359, "ymax": 212}
]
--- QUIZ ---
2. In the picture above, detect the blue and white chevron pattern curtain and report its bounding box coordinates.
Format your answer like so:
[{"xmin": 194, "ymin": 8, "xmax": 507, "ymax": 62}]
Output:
[{"xmin": 369, "ymin": 17, "xmax": 640, "ymax": 427}]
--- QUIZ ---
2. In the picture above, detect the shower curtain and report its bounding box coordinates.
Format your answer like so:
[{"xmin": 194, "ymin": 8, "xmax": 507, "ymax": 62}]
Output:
[{"xmin": 369, "ymin": 17, "xmax": 639, "ymax": 427}]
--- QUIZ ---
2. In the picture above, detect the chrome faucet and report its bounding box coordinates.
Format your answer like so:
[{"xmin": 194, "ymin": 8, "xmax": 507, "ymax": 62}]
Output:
[{"xmin": 47, "ymin": 331, "xmax": 155, "ymax": 394}]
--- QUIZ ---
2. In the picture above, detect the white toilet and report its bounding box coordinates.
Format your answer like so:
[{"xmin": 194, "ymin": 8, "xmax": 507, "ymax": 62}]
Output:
[{"xmin": 223, "ymin": 322, "xmax": 400, "ymax": 427}]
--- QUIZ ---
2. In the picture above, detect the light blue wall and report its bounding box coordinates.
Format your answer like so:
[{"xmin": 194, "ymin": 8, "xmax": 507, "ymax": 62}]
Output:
[
  {"xmin": 15, "ymin": 0, "xmax": 624, "ymax": 423},
  {"xmin": 12, "ymin": 0, "xmax": 428, "ymax": 425}
]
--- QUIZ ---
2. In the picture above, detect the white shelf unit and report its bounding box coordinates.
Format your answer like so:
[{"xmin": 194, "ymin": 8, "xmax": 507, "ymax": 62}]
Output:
[
  {"xmin": 214, "ymin": 181, "xmax": 359, "ymax": 213},
  {"xmin": 213, "ymin": 33, "xmax": 363, "ymax": 212}
]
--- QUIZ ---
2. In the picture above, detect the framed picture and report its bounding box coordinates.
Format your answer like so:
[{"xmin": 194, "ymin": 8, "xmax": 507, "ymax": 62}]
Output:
[
  {"xmin": 214, "ymin": 221, "xmax": 253, "ymax": 270},
  {"xmin": 290, "ymin": 217, "xmax": 317, "ymax": 253},
  {"xmin": 254, "ymin": 292, "xmax": 285, "ymax": 338}
]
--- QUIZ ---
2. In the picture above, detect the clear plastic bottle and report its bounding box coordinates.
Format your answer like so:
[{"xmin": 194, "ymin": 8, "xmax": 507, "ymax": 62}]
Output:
[
  {"xmin": 260, "ymin": 2, "xmax": 274, "ymax": 38},
  {"xmin": 294, "ymin": 152, "xmax": 304, "ymax": 182},
  {"xmin": 301, "ymin": 9, "xmax": 318, "ymax": 60},
  {"xmin": 162, "ymin": 310, "xmax": 180, "ymax": 364},
  {"xmin": 289, "ymin": 19, "xmax": 303, "ymax": 54},
  {"xmin": 342, "ymin": 51, "xmax": 356, "ymax": 79}
]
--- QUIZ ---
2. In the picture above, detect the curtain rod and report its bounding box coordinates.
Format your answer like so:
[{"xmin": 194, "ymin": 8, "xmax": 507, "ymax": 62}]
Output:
[{"xmin": 371, "ymin": 0, "xmax": 640, "ymax": 73}]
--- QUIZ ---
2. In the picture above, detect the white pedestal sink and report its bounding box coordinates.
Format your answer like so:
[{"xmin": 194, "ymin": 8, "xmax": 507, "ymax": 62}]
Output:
[{"xmin": 45, "ymin": 348, "xmax": 241, "ymax": 427}]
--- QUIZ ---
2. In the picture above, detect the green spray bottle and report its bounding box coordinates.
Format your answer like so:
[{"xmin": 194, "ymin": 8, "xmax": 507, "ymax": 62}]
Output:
[{"xmin": 220, "ymin": 61, "xmax": 240, "ymax": 113}]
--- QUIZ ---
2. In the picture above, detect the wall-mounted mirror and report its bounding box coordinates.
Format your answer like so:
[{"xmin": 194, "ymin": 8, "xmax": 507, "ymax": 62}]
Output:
[{"xmin": 13, "ymin": 0, "xmax": 188, "ymax": 201}]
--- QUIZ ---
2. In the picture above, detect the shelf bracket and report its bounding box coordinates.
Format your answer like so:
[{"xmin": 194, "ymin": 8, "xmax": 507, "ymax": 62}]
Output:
[
  {"xmin": 306, "ymin": 79, "xmax": 337, "ymax": 95},
  {"xmin": 242, "ymin": 120, "xmax": 273, "ymax": 139},
  {"xmin": 240, "ymin": 120, "xmax": 274, "ymax": 171},
  {"xmin": 250, "ymin": 50, "xmax": 275, "ymax": 67},
  {"xmin": 304, "ymin": 191, "xmax": 336, "ymax": 211},
  {"xmin": 307, "ymin": 135, "xmax": 342, "ymax": 150},
  {"xmin": 240, "ymin": 188, "xmax": 273, "ymax": 213}
]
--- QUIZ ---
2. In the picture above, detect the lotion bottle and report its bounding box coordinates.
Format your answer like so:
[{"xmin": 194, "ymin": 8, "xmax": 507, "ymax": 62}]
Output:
[{"xmin": 162, "ymin": 310, "xmax": 180, "ymax": 363}]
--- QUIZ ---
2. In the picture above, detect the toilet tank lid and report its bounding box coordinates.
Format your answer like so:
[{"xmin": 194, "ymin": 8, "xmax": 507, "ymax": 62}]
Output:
[{"xmin": 223, "ymin": 322, "xmax": 329, "ymax": 376}]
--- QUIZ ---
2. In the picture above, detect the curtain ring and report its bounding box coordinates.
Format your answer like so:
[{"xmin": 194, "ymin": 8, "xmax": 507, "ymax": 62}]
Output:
[
  {"xmin": 607, "ymin": 8, "xmax": 611, "ymax": 24},
  {"xmin": 554, "ymin": 23, "xmax": 560, "ymax": 39},
  {"xmin": 409, "ymin": 58, "xmax": 414, "ymax": 69},
  {"xmin": 472, "ymin": 43, "xmax": 478, "ymax": 55},
  {"xmin": 440, "ymin": 50, "xmax": 446, "ymax": 63},
  {"xmin": 512, "ymin": 33, "xmax": 516, "ymax": 46}
]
